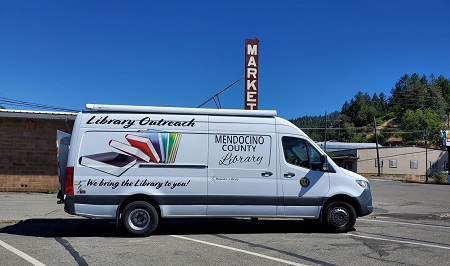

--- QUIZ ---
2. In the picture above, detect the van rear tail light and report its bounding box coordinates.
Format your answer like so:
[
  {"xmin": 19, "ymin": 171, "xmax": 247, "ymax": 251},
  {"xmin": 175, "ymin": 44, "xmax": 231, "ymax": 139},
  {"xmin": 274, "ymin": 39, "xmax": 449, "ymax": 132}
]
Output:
[{"xmin": 65, "ymin": 167, "xmax": 74, "ymax": 195}]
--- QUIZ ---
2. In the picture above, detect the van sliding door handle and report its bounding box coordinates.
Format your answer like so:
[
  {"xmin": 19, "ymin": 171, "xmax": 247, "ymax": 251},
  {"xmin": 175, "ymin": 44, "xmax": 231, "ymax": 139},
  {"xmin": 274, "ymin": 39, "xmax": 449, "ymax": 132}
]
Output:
[
  {"xmin": 284, "ymin": 172, "xmax": 295, "ymax": 178},
  {"xmin": 261, "ymin": 171, "xmax": 273, "ymax": 177}
]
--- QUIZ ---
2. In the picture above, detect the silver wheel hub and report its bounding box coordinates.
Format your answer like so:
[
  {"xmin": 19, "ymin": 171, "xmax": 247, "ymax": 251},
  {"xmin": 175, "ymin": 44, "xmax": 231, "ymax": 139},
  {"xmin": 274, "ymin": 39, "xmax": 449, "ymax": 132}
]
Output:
[
  {"xmin": 128, "ymin": 208, "xmax": 150, "ymax": 231},
  {"xmin": 330, "ymin": 207, "xmax": 349, "ymax": 227}
]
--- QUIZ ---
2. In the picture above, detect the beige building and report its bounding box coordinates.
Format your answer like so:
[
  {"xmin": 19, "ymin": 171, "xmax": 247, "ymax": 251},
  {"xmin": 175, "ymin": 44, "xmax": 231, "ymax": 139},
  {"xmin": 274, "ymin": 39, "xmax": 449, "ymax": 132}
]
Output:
[
  {"xmin": 0, "ymin": 109, "xmax": 76, "ymax": 192},
  {"xmin": 332, "ymin": 146, "xmax": 448, "ymax": 177}
]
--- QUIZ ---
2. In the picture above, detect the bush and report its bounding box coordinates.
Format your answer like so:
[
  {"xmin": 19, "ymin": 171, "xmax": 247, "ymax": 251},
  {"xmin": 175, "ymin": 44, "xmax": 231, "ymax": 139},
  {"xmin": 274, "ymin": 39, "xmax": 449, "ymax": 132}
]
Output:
[
  {"xmin": 382, "ymin": 112, "xmax": 396, "ymax": 120},
  {"xmin": 404, "ymin": 175, "xmax": 423, "ymax": 183},
  {"xmin": 354, "ymin": 134, "xmax": 366, "ymax": 143},
  {"xmin": 376, "ymin": 117, "xmax": 384, "ymax": 126},
  {"xmin": 431, "ymin": 172, "xmax": 448, "ymax": 184}
]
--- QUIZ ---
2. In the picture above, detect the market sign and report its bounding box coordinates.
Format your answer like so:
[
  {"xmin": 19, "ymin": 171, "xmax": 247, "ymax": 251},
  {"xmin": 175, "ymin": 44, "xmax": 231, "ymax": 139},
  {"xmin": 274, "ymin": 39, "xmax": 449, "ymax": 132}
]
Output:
[{"xmin": 245, "ymin": 38, "xmax": 259, "ymax": 110}]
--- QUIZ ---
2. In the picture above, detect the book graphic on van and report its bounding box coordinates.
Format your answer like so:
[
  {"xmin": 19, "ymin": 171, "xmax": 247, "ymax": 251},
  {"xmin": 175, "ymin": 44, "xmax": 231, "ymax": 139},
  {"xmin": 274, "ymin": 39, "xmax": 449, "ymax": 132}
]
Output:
[
  {"xmin": 79, "ymin": 132, "xmax": 182, "ymax": 176},
  {"xmin": 124, "ymin": 134, "xmax": 160, "ymax": 163},
  {"xmin": 79, "ymin": 152, "xmax": 137, "ymax": 176},
  {"xmin": 118, "ymin": 132, "xmax": 182, "ymax": 164},
  {"xmin": 109, "ymin": 139, "xmax": 154, "ymax": 163}
]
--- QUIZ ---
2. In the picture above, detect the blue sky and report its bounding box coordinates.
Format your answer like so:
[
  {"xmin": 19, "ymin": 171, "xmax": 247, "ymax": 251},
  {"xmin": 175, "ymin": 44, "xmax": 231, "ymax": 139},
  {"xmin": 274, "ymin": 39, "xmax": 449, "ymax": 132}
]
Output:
[{"xmin": 1, "ymin": 1, "xmax": 449, "ymax": 118}]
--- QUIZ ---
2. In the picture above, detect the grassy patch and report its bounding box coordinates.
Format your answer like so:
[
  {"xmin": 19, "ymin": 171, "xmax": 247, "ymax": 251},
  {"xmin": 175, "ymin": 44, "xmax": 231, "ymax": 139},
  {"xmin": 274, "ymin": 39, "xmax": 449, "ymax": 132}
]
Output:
[
  {"xmin": 404, "ymin": 175, "xmax": 425, "ymax": 183},
  {"xmin": 431, "ymin": 172, "xmax": 448, "ymax": 184}
]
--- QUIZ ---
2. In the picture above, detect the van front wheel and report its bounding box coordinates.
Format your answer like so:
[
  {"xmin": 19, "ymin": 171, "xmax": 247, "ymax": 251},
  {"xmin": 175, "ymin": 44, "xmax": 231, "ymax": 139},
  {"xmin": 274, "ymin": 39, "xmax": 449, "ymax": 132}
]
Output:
[
  {"xmin": 122, "ymin": 201, "xmax": 158, "ymax": 237},
  {"xmin": 323, "ymin": 201, "xmax": 356, "ymax": 233}
]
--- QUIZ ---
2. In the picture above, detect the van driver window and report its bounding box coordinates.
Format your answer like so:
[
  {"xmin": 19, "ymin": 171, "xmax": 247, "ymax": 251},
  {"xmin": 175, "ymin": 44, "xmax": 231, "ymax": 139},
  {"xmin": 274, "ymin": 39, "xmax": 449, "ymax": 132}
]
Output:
[
  {"xmin": 308, "ymin": 144, "xmax": 322, "ymax": 171},
  {"xmin": 282, "ymin": 137, "xmax": 322, "ymax": 170}
]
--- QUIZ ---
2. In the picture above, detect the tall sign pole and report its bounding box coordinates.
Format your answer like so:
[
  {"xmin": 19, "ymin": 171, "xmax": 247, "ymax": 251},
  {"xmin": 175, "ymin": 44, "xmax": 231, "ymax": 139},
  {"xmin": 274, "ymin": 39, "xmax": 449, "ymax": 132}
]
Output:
[{"xmin": 245, "ymin": 38, "xmax": 259, "ymax": 110}]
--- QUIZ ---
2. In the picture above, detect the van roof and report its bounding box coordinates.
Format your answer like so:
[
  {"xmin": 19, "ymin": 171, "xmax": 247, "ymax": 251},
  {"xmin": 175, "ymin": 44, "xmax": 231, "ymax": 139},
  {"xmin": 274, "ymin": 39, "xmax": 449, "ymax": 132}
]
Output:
[{"xmin": 85, "ymin": 104, "xmax": 277, "ymax": 117}]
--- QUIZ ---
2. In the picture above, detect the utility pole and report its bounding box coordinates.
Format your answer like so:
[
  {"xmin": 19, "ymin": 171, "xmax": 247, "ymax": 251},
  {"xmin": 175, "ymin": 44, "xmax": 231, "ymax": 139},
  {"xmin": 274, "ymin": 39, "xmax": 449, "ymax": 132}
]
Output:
[
  {"xmin": 425, "ymin": 128, "xmax": 428, "ymax": 182},
  {"xmin": 374, "ymin": 116, "xmax": 381, "ymax": 176},
  {"xmin": 447, "ymin": 129, "xmax": 450, "ymax": 184}
]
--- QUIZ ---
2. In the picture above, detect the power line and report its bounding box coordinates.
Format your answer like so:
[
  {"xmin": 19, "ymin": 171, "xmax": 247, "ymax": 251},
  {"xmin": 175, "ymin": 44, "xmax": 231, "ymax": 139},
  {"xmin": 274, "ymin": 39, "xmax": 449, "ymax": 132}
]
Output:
[
  {"xmin": 0, "ymin": 97, "xmax": 79, "ymax": 112},
  {"xmin": 197, "ymin": 76, "xmax": 244, "ymax": 108},
  {"xmin": 297, "ymin": 127, "xmax": 433, "ymax": 135}
]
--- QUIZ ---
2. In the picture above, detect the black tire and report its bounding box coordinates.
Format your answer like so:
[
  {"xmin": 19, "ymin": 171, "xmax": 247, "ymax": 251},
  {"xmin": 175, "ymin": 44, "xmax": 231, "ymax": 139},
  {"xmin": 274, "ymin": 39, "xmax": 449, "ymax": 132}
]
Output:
[
  {"xmin": 323, "ymin": 201, "xmax": 356, "ymax": 233},
  {"xmin": 122, "ymin": 201, "xmax": 159, "ymax": 237}
]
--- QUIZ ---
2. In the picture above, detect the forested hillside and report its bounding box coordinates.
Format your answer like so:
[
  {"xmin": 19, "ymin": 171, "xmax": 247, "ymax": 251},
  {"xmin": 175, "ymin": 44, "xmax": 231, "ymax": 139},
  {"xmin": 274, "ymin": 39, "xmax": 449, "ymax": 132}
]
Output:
[{"xmin": 291, "ymin": 73, "xmax": 450, "ymax": 147}]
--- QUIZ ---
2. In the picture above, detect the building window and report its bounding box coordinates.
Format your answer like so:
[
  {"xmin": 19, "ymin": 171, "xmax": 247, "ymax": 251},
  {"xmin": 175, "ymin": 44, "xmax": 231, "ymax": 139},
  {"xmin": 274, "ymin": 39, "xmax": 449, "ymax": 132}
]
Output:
[
  {"xmin": 410, "ymin": 160, "xmax": 418, "ymax": 169},
  {"xmin": 430, "ymin": 161, "xmax": 438, "ymax": 170},
  {"xmin": 389, "ymin": 160, "xmax": 397, "ymax": 168},
  {"xmin": 445, "ymin": 161, "xmax": 449, "ymax": 170}
]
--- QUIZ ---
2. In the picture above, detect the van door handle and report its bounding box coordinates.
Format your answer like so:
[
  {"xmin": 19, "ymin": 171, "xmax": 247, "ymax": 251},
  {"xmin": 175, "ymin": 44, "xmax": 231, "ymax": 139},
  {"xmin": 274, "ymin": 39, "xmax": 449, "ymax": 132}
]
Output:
[
  {"xmin": 261, "ymin": 171, "xmax": 273, "ymax": 177},
  {"xmin": 284, "ymin": 172, "xmax": 295, "ymax": 178}
]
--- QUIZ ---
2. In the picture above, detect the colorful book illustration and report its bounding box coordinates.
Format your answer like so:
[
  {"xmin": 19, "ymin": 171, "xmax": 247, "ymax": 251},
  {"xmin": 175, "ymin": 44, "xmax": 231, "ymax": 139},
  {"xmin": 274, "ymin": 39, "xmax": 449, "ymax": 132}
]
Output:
[
  {"xmin": 148, "ymin": 133, "xmax": 163, "ymax": 163},
  {"xmin": 145, "ymin": 132, "xmax": 181, "ymax": 163},
  {"xmin": 125, "ymin": 134, "xmax": 160, "ymax": 163},
  {"xmin": 107, "ymin": 132, "xmax": 182, "ymax": 165},
  {"xmin": 109, "ymin": 140, "xmax": 151, "ymax": 162},
  {"xmin": 80, "ymin": 152, "xmax": 136, "ymax": 176},
  {"xmin": 160, "ymin": 132, "xmax": 169, "ymax": 163},
  {"xmin": 167, "ymin": 133, "xmax": 181, "ymax": 163}
]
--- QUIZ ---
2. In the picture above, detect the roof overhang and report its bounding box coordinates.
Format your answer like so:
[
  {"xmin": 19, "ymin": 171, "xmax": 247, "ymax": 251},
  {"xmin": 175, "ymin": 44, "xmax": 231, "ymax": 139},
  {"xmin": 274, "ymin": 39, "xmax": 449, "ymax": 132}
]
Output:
[{"xmin": 0, "ymin": 109, "xmax": 77, "ymax": 120}]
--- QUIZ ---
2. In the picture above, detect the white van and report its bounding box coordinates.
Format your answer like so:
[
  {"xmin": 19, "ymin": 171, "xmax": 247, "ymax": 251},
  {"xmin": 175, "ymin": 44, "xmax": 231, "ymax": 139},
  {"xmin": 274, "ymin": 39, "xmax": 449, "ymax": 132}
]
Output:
[{"xmin": 57, "ymin": 104, "xmax": 373, "ymax": 236}]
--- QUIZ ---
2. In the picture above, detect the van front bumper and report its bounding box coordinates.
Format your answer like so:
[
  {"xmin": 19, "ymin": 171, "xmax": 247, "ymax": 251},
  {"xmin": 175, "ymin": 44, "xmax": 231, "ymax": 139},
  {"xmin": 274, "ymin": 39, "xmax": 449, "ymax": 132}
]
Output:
[{"xmin": 356, "ymin": 189, "xmax": 373, "ymax": 217}]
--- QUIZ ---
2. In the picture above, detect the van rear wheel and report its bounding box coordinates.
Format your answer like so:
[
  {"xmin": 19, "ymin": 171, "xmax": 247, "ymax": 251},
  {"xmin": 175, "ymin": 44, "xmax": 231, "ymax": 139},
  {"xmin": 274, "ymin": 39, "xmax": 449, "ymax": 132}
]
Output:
[
  {"xmin": 323, "ymin": 201, "xmax": 356, "ymax": 233},
  {"xmin": 122, "ymin": 201, "xmax": 158, "ymax": 237}
]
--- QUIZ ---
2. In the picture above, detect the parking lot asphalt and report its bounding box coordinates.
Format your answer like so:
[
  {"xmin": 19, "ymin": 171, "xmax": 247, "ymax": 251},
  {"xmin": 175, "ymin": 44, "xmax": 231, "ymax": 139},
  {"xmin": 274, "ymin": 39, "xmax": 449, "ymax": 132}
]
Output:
[
  {"xmin": 0, "ymin": 192, "xmax": 70, "ymax": 223},
  {"xmin": 1, "ymin": 179, "xmax": 449, "ymax": 266}
]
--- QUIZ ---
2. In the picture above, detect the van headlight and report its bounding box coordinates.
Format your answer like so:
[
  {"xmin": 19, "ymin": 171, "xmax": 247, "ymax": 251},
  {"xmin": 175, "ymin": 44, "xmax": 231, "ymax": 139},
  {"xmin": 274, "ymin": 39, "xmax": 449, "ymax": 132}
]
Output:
[{"xmin": 356, "ymin": 180, "xmax": 370, "ymax": 189}]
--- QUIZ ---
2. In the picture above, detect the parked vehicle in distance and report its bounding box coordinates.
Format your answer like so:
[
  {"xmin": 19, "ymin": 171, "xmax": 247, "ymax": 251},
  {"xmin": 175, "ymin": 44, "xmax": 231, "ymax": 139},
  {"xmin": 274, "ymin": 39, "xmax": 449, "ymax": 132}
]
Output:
[{"xmin": 57, "ymin": 104, "xmax": 373, "ymax": 237}]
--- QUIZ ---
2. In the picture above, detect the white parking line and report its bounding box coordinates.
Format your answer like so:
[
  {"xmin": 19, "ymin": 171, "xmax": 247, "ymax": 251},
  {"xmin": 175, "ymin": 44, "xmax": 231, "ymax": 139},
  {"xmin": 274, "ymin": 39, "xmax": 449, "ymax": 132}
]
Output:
[
  {"xmin": 361, "ymin": 218, "xmax": 450, "ymax": 229},
  {"xmin": 171, "ymin": 235, "xmax": 308, "ymax": 266},
  {"xmin": 0, "ymin": 239, "xmax": 46, "ymax": 266},
  {"xmin": 345, "ymin": 233, "xmax": 450, "ymax": 250}
]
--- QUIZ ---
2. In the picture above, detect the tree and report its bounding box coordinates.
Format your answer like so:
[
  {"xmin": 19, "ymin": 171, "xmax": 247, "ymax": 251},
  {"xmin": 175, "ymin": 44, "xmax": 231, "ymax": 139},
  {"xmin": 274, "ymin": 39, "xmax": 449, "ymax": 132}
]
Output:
[
  {"xmin": 400, "ymin": 108, "xmax": 443, "ymax": 145},
  {"xmin": 432, "ymin": 75, "xmax": 450, "ymax": 114},
  {"xmin": 341, "ymin": 91, "xmax": 386, "ymax": 127},
  {"xmin": 390, "ymin": 73, "xmax": 448, "ymax": 119},
  {"xmin": 375, "ymin": 92, "xmax": 389, "ymax": 115},
  {"xmin": 340, "ymin": 122, "xmax": 360, "ymax": 142},
  {"xmin": 294, "ymin": 73, "xmax": 450, "ymax": 146},
  {"xmin": 290, "ymin": 111, "xmax": 342, "ymax": 142}
]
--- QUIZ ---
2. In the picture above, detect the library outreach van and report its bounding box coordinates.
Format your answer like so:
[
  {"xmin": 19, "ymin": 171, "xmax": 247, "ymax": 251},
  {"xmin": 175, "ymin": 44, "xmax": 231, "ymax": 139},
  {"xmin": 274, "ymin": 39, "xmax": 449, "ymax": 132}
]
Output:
[{"xmin": 56, "ymin": 104, "xmax": 373, "ymax": 236}]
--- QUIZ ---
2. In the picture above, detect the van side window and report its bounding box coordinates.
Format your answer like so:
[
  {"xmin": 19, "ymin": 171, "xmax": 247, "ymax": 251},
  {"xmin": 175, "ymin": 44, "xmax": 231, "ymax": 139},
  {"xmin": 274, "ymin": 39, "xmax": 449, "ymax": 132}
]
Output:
[
  {"xmin": 282, "ymin": 137, "xmax": 322, "ymax": 171},
  {"xmin": 308, "ymin": 144, "xmax": 322, "ymax": 171}
]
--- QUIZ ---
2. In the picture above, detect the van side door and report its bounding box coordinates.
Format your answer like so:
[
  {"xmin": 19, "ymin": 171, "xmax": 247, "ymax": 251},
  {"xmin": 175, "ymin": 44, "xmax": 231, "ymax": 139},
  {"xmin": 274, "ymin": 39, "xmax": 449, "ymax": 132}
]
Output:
[
  {"xmin": 207, "ymin": 117, "xmax": 277, "ymax": 216},
  {"xmin": 279, "ymin": 135, "xmax": 330, "ymax": 218}
]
